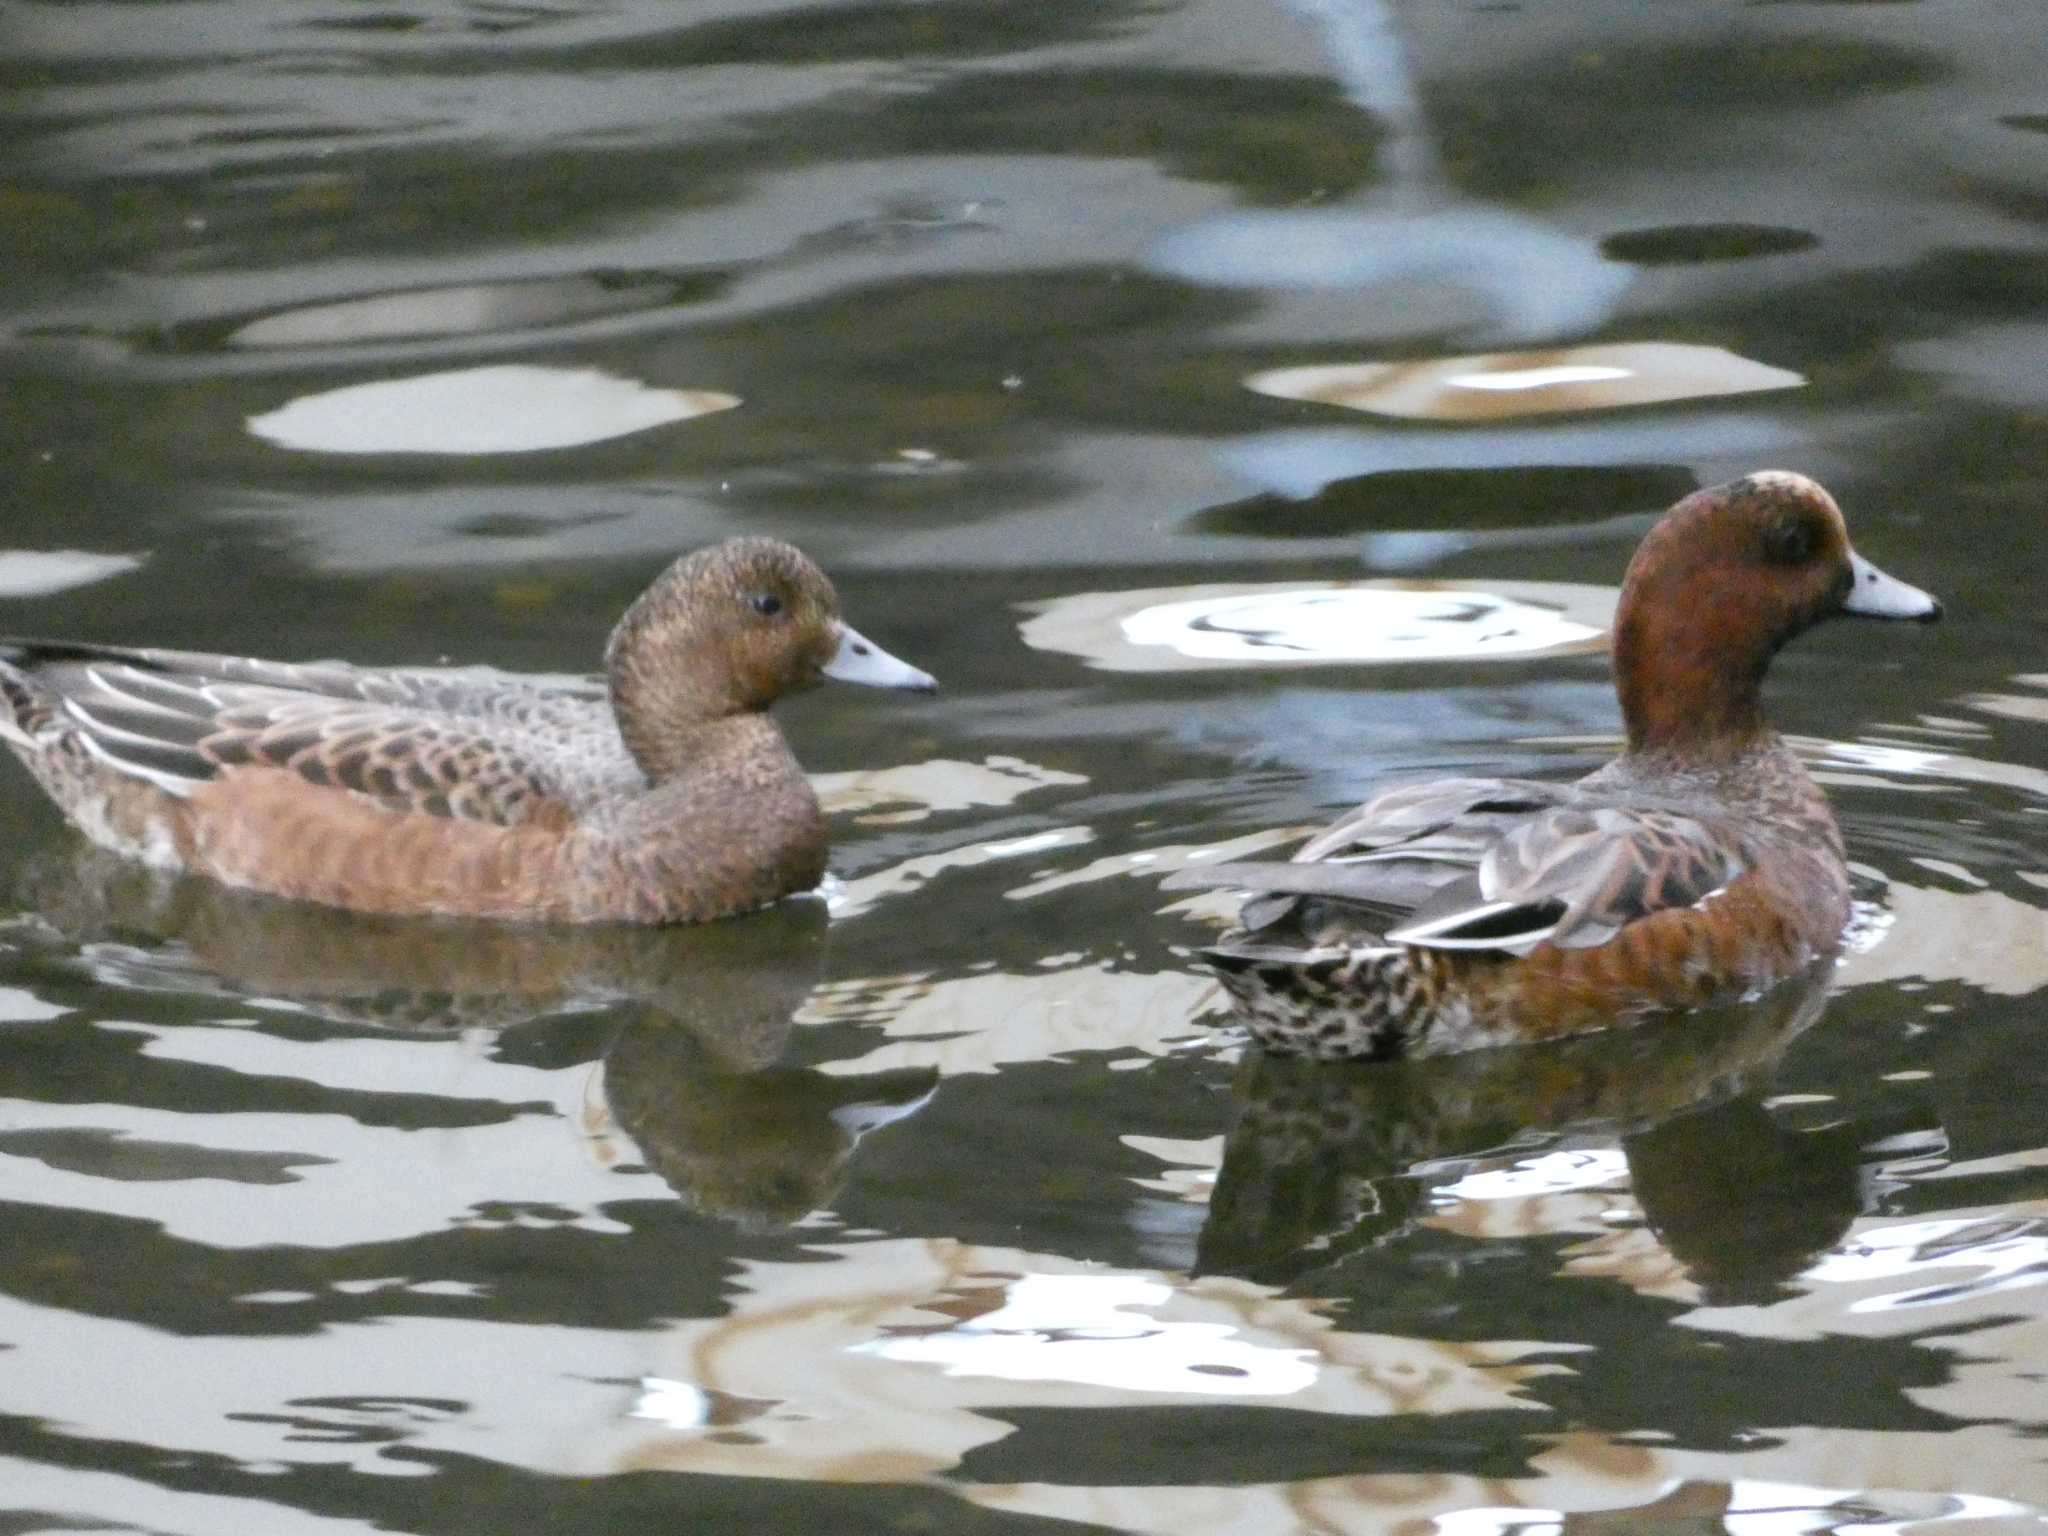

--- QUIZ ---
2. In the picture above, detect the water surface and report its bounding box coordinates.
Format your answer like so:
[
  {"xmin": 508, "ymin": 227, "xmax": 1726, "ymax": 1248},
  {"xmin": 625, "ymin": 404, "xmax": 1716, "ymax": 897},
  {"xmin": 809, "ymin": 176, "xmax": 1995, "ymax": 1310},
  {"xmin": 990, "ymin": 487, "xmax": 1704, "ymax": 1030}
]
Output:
[{"xmin": 3, "ymin": 2, "xmax": 2047, "ymax": 1532}]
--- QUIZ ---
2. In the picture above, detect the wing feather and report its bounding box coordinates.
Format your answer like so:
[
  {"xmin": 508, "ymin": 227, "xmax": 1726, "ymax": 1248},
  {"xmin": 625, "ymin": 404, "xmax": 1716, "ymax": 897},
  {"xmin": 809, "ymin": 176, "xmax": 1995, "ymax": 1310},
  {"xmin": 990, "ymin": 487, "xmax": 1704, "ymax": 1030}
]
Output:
[
  {"xmin": 1294, "ymin": 776, "xmax": 1572, "ymax": 863},
  {"xmin": 1172, "ymin": 776, "xmax": 1749, "ymax": 959},
  {"xmin": 3, "ymin": 644, "xmax": 592, "ymax": 825},
  {"xmin": 1388, "ymin": 806, "xmax": 1746, "ymax": 953}
]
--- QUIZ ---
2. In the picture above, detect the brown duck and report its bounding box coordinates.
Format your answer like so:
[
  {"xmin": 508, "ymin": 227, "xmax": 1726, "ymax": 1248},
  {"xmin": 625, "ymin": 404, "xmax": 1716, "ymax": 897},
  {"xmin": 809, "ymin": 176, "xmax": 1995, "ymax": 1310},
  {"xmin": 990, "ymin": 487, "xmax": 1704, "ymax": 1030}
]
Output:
[
  {"xmin": 1167, "ymin": 472, "xmax": 1940, "ymax": 1059},
  {"xmin": 0, "ymin": 537, "xmax": 935, "ymax": 924}
]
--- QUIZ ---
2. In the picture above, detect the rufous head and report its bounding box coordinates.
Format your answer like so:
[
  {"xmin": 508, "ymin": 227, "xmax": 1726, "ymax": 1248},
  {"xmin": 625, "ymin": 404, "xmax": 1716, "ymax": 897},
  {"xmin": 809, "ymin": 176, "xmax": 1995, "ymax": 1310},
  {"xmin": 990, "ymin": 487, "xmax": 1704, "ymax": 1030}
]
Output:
[{"xmin": 1612, "ymin": 472, "xmax": 1938, "ymax": 757}]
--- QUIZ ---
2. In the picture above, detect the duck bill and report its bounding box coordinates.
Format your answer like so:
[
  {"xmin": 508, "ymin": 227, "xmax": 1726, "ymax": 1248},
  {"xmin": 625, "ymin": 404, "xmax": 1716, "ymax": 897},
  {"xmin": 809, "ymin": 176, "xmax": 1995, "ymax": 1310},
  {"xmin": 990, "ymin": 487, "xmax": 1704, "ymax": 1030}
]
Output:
[
  {"xmin": 1843, "ymin": 549, "xmax": 1942, "ymax": 622},
  {"xmin": 822, "ymin": 623, "xmax": 938, "ymax": 691}
]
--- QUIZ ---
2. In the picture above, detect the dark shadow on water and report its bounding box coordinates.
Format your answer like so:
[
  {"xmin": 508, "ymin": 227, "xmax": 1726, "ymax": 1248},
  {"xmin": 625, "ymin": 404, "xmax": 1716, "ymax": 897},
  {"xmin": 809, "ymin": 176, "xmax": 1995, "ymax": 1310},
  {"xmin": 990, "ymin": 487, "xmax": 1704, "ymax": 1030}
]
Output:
[
  {"xmin": 1196, "ymin": 963, "xmax": 1881, "ymax": 1293},
  {"xmin": 146, "ymin": 270, "xmax": 734, "ymax": 355},
  {"xmin": 601, "ymin": 1010, "xmax": 936, "ymax": 1231},
  {"xmin": 1599, "ymin": 223, "xmax": 1821, "ymax": 266},
  {"xmin": 1426, "ymin": 32, "xmax": 1950, "ymax": 199},
  {"xmin": 325, "ymin": 0, "xmax": 1167, "ymax": 71},
  {"xmin": 13, "ymin": 840, "xmax": 833, "ymax": 1044},
  {"xmin": 1624, "ymin": 1092, "xmax": 1870, "ymax": 1306},
  {"xmin": 1188, "ymin": 464, "xmax": 1698, "ymax": 540},
  {"xmin": 0, "ymin": 1408, "xmax": 1121, "ymax": 1536}
]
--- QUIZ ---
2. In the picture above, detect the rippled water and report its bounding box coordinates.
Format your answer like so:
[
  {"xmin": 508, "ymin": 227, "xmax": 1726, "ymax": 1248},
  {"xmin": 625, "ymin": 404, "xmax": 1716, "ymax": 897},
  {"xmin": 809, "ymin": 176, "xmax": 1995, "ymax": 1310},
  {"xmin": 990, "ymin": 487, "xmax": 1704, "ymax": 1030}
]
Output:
[{"xmin": 3, "ymin": 3, "xmax": 2047, "ymax": 1533}]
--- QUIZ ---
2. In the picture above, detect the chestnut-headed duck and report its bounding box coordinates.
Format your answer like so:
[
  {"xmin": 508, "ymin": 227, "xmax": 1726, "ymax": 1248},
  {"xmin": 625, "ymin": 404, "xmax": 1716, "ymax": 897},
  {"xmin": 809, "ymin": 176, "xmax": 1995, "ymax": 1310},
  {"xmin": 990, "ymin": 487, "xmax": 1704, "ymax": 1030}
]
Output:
[
  {"xmin": 1166, "ymin": 472, "xmax": 1940, "ymax": 1060},
  {"xmin": 0, "ymin": 537, "xmax": 935, "ymax": 924}
]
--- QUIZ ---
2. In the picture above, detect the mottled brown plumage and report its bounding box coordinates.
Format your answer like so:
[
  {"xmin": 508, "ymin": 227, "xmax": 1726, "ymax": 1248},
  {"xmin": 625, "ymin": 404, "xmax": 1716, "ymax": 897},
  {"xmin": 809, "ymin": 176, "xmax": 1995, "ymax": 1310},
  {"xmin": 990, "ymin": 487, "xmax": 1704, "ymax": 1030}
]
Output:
[
  {"xmin": 1167, "ymin": 472, "xmax": 1941, "ymax": 1059},
  {"xmin": 0, "ymin": 537, "xmax": 935, "ymax": 924}
]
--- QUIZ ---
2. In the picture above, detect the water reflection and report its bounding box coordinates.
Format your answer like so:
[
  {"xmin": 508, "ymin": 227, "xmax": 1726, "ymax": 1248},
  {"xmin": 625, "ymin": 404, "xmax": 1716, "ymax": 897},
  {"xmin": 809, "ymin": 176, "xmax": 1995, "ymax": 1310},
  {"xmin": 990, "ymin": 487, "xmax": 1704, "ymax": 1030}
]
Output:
[
  {"xmin": 815, "ymin": 754, "xmax": 1089, "ymax": 826},
  {"xmin": 1020, "ymin": 578, "xmax": 1614, "ymax": 671},
  {"xmin": 12, "ymin": 844, "xmax": 937, "ymax": 1229},
  {"xmin": 1198, "ymin": 965, "xmax": 1849, "ymax": 1288},
  {"xmin": 594, "ymin": 1011, "xmax": 936, "ymax": 1230},
  {"xmin": 246, "ymin": 364, "xmax": 740, "ymax": 454},
  {"xmin": 3, "ymin": 0, "xmax": 2046, "ymax": 1528},
  {"xmin": 1147, "ymin": 0, "xmax": 1628, "ymax": 339},
  {"xmin": 609, "ymin": 1236, "xmax": 1549, "ymax": 1484},
  {"xmin": 1246, "ymin": 343, "xmax": 1802, "ymax": 422},
  {"xmin": 1217, "ymin": 415, "xmax": 1803, "ymax": 508},
  {"xmin": 219, "ymin": 274, "xmax": 709, "ymax": 350},
  {"xmin": 1596, "ymin": 223, "xmax": 1822, "ymax": 265},
  {"xmin": 1838, "ymin": 879, "xmax": 2048, "ymax": 996},
  {"xmin": 1189, "ymin": 464, "xmax": 1695, "ymax": 541},
  {"xmin": 0, "ymin": 548, "xmax": 141, "ymax": 597},
  {"xmin": 14, "ymin": 842, "xmax": 827, "ymax": 1037}
]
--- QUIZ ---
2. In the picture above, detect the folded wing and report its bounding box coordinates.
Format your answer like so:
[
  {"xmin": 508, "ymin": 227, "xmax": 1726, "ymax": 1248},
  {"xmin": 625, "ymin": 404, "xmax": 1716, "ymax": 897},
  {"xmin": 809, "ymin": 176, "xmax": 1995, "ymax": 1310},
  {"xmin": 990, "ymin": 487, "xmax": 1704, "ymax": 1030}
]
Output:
[
  {"xmin": 0, "ymin": 642, "xmax": 609, "ymax": 826},
  {"xmin": 1168, "ymin": 776, "xmax": 1747, "ymax": 956}
]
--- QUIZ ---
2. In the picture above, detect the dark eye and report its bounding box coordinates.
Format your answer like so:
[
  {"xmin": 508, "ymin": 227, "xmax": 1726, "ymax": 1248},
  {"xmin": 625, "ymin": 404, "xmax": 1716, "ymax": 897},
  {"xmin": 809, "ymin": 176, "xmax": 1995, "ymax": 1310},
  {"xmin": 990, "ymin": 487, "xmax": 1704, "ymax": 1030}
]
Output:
[
  {"xmin": 749, "ymin": 592, "xmax": 784, "ymax": 617},
  {"xmin": 1764, "ymin": 516, "xmax": 1814, "ymax": 565}
]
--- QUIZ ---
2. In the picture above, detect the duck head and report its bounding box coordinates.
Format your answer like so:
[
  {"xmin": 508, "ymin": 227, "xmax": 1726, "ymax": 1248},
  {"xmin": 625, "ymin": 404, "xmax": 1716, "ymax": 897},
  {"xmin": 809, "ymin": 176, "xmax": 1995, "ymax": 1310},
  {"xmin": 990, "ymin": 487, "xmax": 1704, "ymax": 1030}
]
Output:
[
  {"xmin": 1613, "ymin": 472, "xmax": 1939, "ymax": 758},
  {"xmin": 606, "ymin": 536, "xmax": 935, "ymax": 779}
]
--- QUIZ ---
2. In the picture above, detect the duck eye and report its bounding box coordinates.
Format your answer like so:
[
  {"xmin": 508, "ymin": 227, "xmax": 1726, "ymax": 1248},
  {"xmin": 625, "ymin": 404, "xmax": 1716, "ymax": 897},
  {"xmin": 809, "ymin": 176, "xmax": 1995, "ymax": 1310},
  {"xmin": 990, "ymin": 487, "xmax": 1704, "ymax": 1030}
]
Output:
[
  {"xmin": 749, "ymin": 592, "xmax": 784, "ymax": 617},
  {"xmin": 1764, "ymin": 517, "xmax": 1814, "ymax": 565}
]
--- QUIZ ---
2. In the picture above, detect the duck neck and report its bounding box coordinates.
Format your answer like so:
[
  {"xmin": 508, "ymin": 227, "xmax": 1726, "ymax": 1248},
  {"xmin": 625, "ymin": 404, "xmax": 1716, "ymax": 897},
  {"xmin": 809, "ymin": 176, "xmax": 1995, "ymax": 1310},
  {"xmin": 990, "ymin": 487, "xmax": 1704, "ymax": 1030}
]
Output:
[
  {"xmin": 575, "ymin": 721, "xmax": 826, "ymax": 923},
  {"xmin": 608, "ymin": 649, "xmax": 750, "ymax": 783},
  {"xmin": 615, "ymin": 702, "xmax": 776, "ymax": 787},
  {"xmin": 1613, "ymin": 604, "xmax": 1774, "ymax": 762}
]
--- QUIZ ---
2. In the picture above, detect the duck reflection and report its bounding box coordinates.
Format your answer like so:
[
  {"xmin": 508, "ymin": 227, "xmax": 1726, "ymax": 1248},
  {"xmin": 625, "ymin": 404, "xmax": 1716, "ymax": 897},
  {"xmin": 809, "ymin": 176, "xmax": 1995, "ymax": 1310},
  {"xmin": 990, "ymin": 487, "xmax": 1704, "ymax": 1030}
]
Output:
[
  {"xmin": 15, "ymin": 841, "xmax": 832, "ymax": 1042},
  {"xmin": 13, "ymin": 842, "xmax": 937, "ymax": 1227},
  {"xmin": 597, "ymin": 1013, "xmax": 935, "ymax": 1230},
  {"xmin": 1198, "ymin": 964, "xmax": 1869, "ymax": 1297}
]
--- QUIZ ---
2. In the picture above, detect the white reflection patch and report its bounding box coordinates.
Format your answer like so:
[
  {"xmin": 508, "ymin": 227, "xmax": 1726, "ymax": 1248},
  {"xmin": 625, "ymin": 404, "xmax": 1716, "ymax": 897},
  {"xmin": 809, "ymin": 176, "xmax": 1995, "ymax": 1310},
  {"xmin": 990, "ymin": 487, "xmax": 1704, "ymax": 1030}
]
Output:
[
  {"xmin": 1438, "ymin": 1149, "xmax": 1630, "ymax": 1204},
  {"xmin": 1824, "ymin": 741, "xmax": 1949, "ymax": 776},
  {"xmin": 1448, "ymin": 365, "xmax": 1633, "ymax": 392},
  {"xmin": 228, "ymin": 276, "xmax": 679, "ymax": 349},
  {"xmin": 1246, "ymin": 343, "xmax": 1802, "ymax": 421},
  {"xmin": 1121, "ymin": 587, "xmax": 1599, "ymax": 665},
  {"xmin": 0, "ymin": 985, "xmax": 68, "ymax": 1022},
  {"xmin": 1023, "ymin": 579, "xmax": 1615, "ymax": 672},
  {"xmin": 1430, "ymin": 1481, "xmax": 2038, "ymax": 1536},
  {"xmin": 1804, "ymin": 732, "xmax": 2048, "ymax": 801},
  {"xmin": 247, "ymin": 365, "xmax": 739, "ymax": 454},
  {"xmin": 1433, "ymin": 1508, "xmax": 1563, "ymax": 1536},
  {"xmin": 1805, "ymin": 1216, "xmax": 2048, "ymax": 1312},
  {"xmin": 813, "ymin": 755, "xmax": 1087, "ymax": 823},
  {"xmin": 852, "ymin": 1273, "xmax": 1317, "ymax": 1397},
  {"xmin": 0, "ymin": 550, "xmax": 142, "ymax": 597},
  {"xmin": 821, "ymin": 825, "xmax": 1095, "ymax": 921},
  {"xmin": 632, "ymin": 1378, "xmax": 709, "ymax": 1428},
  {"xmin": 981, "ymin": 830, "xmax": 1080, "ymax": 858}
]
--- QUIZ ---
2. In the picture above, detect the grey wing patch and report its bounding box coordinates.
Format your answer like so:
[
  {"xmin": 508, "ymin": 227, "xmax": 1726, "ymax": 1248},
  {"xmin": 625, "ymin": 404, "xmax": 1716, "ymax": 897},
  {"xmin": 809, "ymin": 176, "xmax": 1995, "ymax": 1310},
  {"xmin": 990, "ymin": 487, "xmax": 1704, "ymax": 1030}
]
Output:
[
  {"xmin": 332, "ymin": 662, "xmax": 609, "ymax": 731},
  {"xmin": 1389, "ymin": 806, "xmax": 1747, "ymax": 953},
  {"xmin": 52, "ymin": 663, "xmax": 223, "ymax": 794},
  {"xmin": 1164, "ymin": 777, "xmax": 1574, "ymax": 941},
  {"xmin": 19, "ymin": 649, "xmax": 594, "ymax": 825},
  {"xmin": 1292, "ymin": 776, "xmax": 1573, "ymax": 863},
  {"xmin": 87, "ymin": 644, "xmax": 605, "ymax": 713},
  {"xmin": 1169, "ymin": 779, "xmax": 1747, "ymax": 959},
  {"xmin": 1163, "ymin": 859, "xmax": 1447, "ymax": 928}
]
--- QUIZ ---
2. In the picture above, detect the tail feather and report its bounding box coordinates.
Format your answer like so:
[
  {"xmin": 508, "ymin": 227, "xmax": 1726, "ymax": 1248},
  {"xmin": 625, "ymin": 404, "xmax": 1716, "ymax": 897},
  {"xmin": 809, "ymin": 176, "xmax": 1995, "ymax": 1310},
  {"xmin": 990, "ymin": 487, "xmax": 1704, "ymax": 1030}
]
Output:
[
  {"xmin": 1201, "ymin": 942, "xmax": 1419, "ymax": 1061},
  {"xmin": 0, "ymin": 656, "xmax": 58, "ymax": 751}
]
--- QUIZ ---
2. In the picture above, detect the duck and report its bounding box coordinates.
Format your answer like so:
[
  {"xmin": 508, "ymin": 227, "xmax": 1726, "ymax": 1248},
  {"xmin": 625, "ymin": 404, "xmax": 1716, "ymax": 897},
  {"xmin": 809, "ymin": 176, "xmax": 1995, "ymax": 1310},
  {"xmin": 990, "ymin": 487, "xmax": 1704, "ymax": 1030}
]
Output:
[
  {"xmin": 1164, "ymin": 472, "xmax": 1940, "ymax": 1060},
  {"xmin": 0, "ymin": 536, "xmax": 935, "ymax": 925}
]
